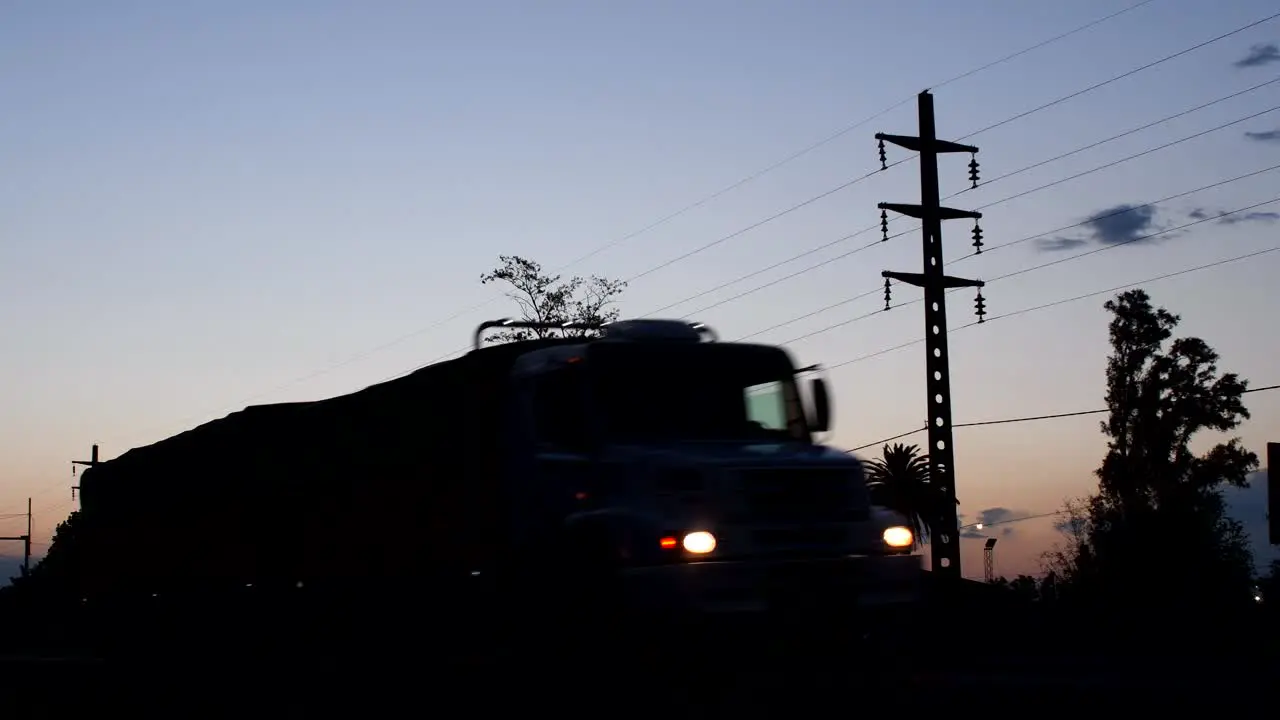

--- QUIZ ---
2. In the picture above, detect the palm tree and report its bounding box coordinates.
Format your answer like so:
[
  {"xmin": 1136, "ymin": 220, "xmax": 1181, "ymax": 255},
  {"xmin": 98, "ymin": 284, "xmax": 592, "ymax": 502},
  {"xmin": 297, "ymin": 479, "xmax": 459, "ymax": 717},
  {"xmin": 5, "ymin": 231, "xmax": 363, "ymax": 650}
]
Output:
[{"xmin": 863, "ymin": 442, "xmax": 937, "ymax": 548}]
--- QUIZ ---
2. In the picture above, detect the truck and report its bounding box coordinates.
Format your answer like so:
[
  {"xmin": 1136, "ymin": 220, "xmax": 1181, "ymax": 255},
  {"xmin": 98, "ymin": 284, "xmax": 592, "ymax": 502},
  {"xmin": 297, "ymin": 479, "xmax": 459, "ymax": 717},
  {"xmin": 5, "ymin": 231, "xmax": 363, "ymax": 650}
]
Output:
[{"xmin": 74, "ymin": 318, "xmax": 922, "ymax": 654}]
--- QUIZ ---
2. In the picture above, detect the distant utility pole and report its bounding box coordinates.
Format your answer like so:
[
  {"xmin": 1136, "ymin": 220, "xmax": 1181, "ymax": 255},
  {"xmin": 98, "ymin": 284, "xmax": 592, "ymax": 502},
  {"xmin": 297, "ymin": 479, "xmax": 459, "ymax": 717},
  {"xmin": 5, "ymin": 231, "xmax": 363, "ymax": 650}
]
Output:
[
  {"xmin": 877, "ymin": 90, "xmax": 988, "ymax": 581},
  {"xmin": 71, "ymin": 443, "xmax": 101, "ymax": 503},
  {"xmin": 0, "ymin": 498, "xmax": 32, "ymax": 577},
  {"xmin": 983, "ymin": 538, "xmax": 997, "ymax": 583}
]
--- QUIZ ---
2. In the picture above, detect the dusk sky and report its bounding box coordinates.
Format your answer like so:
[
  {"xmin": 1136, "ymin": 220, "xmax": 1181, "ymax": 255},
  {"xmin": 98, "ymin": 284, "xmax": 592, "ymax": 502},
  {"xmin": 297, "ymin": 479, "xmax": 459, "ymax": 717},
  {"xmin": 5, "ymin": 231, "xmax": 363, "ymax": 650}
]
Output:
[{"xmin": 4, "ymin": 0, "xmax": 1280, "ymax": 580}]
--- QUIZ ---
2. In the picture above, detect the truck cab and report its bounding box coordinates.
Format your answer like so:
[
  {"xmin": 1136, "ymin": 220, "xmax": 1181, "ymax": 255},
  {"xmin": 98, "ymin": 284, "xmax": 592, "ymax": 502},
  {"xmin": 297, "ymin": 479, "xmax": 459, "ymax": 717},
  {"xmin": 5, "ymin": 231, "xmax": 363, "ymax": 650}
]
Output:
[{"xmin": 480, "ymin": 318, "xmax": 923, "ymax": 622}]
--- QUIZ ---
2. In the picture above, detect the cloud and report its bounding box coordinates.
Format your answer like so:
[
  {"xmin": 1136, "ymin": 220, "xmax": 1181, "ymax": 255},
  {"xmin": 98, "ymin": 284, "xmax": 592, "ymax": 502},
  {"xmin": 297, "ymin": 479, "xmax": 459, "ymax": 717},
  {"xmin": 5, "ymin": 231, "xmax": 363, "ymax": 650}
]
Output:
[
  {"xmin": 961, "ymin": 507, "xmax": 1029, "ymax": 539},
  {"xmin": 976, "ymin": 507, "xmax": 1018, "ymax": 525},
  {"xmin": 1186, "ymin": 207, "xmax": 1280, "ymax": 227},
  {"xmin": 1233, "ymin": 43, "xmax": 1280, "ymax": 68},
  {"xmin": 1083, "ymin": 204, "xmax": 1159, "ymax": 245},
  {"xmin": 1037, "ymin": 204, "xmax": 1166, "ymax": 252},
  {"xmin": 1218, "ymin": 211, "xmax": 1280, "ymax": 226},
  {"xmin": 1244, "ymin": 129, "xmax": 1280, "ymax": 143},
  {"xmin": 1035, "ymin": 236, "xmax": 1088, "ymax": 252}
]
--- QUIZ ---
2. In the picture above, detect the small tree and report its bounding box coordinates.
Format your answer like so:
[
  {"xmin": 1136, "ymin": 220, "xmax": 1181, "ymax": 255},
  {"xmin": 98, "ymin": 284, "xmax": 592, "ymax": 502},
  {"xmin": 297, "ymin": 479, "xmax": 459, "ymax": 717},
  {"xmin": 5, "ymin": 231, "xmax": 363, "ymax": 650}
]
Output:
[
  {"xmin": 479, "ymin": 255, "xmax": 627, "ymax": 344},
  {"xmin": 1046, "ymin": 289, "xmax": 1256, "ymax": 611}
]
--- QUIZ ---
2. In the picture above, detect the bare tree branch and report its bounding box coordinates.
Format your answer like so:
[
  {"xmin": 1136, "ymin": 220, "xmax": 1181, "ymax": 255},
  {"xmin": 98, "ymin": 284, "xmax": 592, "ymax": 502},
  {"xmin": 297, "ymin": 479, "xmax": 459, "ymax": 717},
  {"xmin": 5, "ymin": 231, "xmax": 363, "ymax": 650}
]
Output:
[{"xmin": 480, "ymin": 255, "xmax": 627, "ymax": 345}]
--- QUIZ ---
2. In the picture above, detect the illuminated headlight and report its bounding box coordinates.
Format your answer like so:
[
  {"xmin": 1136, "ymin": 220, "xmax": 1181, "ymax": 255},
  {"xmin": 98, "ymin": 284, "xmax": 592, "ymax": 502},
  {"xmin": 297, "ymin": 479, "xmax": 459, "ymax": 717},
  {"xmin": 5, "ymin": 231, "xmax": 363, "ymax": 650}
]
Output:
[
  {"xmin": 682, "ymin": 531, "xmax": 717, "ymax": 554},
  {"xmin": 882, "ymin": 526, "xmax": 914, "ymax": 549}
]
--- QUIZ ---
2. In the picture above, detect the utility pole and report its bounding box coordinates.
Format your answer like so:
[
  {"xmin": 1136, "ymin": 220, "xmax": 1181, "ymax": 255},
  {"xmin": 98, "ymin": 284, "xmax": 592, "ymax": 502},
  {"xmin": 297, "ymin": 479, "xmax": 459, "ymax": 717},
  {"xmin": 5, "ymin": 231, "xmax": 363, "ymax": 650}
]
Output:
[
  {"xmin": 983, "ymin": 537, "xmax": 997, "ymax": 583},
  {"xmin": 877, "ymin": 91, "xmax": 987, "ymax": 581},
  {"xmin": 71, "ymin": 443, "xmax": 101, "ymax": 503},
  {"xmin": 1, "ymin": 498, "xmax": 32, "ymax": 577}
]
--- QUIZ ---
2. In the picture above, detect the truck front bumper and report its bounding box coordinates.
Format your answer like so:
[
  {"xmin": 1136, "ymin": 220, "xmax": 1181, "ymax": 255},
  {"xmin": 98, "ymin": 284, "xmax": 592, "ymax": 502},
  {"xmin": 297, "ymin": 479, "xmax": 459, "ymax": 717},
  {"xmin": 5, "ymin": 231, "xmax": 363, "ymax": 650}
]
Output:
[{"xmin": 617, "ymin": 553, "xmax": 923, "ymax": 618}]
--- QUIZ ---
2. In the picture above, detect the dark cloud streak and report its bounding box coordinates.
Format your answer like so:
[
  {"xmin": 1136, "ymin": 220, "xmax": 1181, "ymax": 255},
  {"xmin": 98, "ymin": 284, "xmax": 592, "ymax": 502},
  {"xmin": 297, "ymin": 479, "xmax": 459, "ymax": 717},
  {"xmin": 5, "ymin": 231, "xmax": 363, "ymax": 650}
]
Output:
[
  {"xmin": 1036, "ymin": 204, "xmax": 1163, "ymax": 252},
  {"xmin": 1244, "ymin": 129, "xmax": 1280, "ymax": 143},
  {"xmin": 1036, "ymin": 237, "xmax": 1087, "ymax": 252},
  {"xmin": 1084, "ymin": 204, "xmax": 1159, "ymax": 245},
  {"xmin": 1234, "ymin": 43, "xmax": 1280, "ymax": 68},
  {"xmin": 1188, "ymin": 206, "xmax": 1280, "ymax": 227},
  {"xmin": 1217, "ymin": 210, "xmax": 1280, "ymax": 226}
]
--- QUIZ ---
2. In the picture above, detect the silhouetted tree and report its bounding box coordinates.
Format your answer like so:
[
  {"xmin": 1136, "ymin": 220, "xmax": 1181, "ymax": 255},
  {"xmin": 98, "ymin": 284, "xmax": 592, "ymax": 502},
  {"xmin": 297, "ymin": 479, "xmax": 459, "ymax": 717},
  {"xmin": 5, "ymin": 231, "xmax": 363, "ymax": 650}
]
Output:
[
  {"xmin": 864, "ymin": 443, "xmax": 938, "ymax": 548},
  {"xmin": 1, "ymin": 511, "xmax": 86, "ymax": 602},
  {"xmin": 1008, "ymin": 574, "xmax": 1040, "ymax": 601},
  {"xmin": 1044, "ymin": 289, "xmax": 1256, "ymax": 613},
  {"xmin": 1042, "ymin": 498, "xmax": 1092, "ymax": 593},
  {"xmin": 1037, "ymin": 570, "xmax": 1061, "ymax": 603},
  {"xmin": 479, "ymin": 255, "xmax": 627, "ymax": 344}
]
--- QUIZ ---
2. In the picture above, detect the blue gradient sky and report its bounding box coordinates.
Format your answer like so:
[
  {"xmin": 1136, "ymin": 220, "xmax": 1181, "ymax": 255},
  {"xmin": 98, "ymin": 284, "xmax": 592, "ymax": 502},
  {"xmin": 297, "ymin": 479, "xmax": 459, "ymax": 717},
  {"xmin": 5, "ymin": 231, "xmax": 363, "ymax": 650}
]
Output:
[{"xmin": 4, "ymin": 0, "xmax": 1280, "ymax": 579}]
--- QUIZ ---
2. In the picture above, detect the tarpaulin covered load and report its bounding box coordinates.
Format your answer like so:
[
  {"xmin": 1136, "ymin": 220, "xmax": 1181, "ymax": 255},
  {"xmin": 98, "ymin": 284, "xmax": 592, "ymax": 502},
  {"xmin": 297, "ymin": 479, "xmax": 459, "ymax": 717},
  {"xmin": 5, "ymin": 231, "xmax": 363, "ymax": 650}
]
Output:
[{"xmin": 76, "ymin": 337, "xmax": 578, "ymax": 593}]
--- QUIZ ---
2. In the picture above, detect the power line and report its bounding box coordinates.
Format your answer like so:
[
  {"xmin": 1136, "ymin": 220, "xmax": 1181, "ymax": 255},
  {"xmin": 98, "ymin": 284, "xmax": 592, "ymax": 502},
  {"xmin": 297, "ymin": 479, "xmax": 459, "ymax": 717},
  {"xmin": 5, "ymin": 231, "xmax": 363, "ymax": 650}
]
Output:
[
  {"xmin": 613, "ymin": 97, "xmax": 1278, "ymax": 294},
  {"xmin": 970, "ymin": 105, "xmax": 1279, "ymax": 212},
  {"xmin": 956, "ymin": 409, "xmax": 1110, "ymax": 429},
  {"xmin": 833, "ymin": 243, "xmax": 1280, "ymax": 371},
  {"xmin": 850, "ymin": 385, "xmax": 1280, "ymax": 454},
  {"xmin": 679, "ymin": 248, "xmax": 882, "ymax": 320},
  {"xmin": 656, "ymin": 94, "xmax": 1280, "ymax": 325},
  {"xmin": 645, "ymin": 28, "xmax": 1280, "ymax": 322},
  {"xmin": 952, "ymin": 76, "xmax": 1280, "ymax": 197},
  {"xmin": 374, "ymin": 161, "xmax": 910, "ymax": 375},
  {"xmin": 849, "ymin": 427, "xmax": 930, "ymax": 452},
  {"xmin": 0, "ymin": 483, "xmax": 71, "ymax": 518},
  {"xmin": 962, "ymin": 511, "xmax": 1070, "ymax": 531},
  {"xmin": 956, "ymin": 9, "xmax": 1280, "ymax": 141},
  {"xmin": 738, "ymin": 288, "xmax": 886, "ymax": 342},
  {"xmin": 557, "ymin": 0, "xmax": 1161, "ymax": 274},
  {"xmin": 621, "ymin": 165, "xmax": 902, "ymax": 286},
  {"xmin": 926, "ymin": 0, "xmax": 1162, "ymax": 92},
  {"xmin": 777, "ymin": 192, "xmax": 1280, "ymax": 347},
  {"xmin": 736, "ymin": 163, "xmax": 1280, "ymax": 341},
  {"xmin": 840, "ymin": 250, "xmax": 1280, "ymax": 453}
]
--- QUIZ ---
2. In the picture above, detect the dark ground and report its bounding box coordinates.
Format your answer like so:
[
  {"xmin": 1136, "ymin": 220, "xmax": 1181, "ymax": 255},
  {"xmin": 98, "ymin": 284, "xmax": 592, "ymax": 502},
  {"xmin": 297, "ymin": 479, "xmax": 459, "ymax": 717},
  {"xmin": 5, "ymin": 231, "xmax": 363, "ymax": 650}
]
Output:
[
  {"xmin": 2, "ymin": 574, "xmax": 1276, "ymax": 716},
  {"xmin": 2, "ymin": 600, "xmax": 1275, "ymax": 717},
  {"xmin": 1, "ymin": 640, "xmax": 1275, "ymax": 717}
]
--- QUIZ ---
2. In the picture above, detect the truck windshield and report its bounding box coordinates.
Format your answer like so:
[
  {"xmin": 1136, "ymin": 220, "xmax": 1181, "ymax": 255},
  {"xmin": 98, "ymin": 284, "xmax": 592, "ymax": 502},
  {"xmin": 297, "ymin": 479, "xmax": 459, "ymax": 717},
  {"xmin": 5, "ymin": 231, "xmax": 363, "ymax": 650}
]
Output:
[{"xmin": 590, "ymin": 343, "xmax": 809, "ymax": 444}]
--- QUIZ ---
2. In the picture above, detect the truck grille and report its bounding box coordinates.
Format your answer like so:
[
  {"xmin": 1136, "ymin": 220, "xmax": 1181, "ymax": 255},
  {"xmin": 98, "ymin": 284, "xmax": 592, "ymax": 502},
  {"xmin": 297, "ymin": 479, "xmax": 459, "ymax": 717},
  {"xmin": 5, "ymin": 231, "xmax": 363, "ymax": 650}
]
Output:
[
  {"xmin": 751, "ymin": 526, "xmax": 848, "ymax": 546},
  {"xmin": 736, "ymin": 468, "xmax": 868, "ymax": 524}
]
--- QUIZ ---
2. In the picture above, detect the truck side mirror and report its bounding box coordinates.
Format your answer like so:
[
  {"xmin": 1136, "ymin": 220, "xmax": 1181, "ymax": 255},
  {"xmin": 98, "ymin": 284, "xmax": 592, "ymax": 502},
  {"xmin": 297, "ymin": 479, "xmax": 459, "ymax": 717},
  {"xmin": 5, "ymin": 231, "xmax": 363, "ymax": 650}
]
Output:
[{"xmin": 809, "ymin": 378, "xmax": 831, "ymax": 433}]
